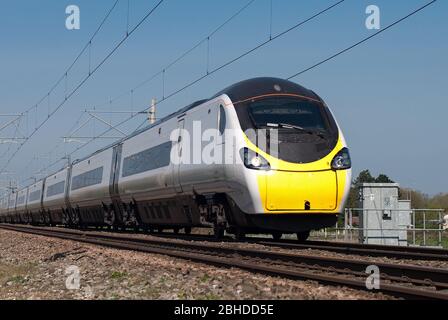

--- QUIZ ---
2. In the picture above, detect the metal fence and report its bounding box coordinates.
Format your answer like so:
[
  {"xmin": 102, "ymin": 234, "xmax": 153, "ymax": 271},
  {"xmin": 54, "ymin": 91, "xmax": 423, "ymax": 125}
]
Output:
[{"xmin": 310, "ymin": 208, "xmax": 447, "ymax": 248}]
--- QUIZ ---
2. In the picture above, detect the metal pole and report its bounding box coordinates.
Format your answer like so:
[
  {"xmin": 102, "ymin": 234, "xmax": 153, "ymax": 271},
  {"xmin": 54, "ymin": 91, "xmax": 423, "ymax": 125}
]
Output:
[
  {"xmin": 350, "ymin": 209, "xmax": 354, "ymax": 241},
  {"xmin": 413, "ymin": 210, "xmax": 416, "ymax": 245},
  {"xmin": 423, "ymin": 211, "xmax": 426, "ymax": 246},
  {"xmin": 149, "ymin": 98, "xmax": 157, "ymax": 124},
  {"xmin": 438, "ymin": 210, "xmax": 442, "ymax": 247},
  {"xmin": 344, "ymin": 209, "xmax": 348, "ymax": 241}
]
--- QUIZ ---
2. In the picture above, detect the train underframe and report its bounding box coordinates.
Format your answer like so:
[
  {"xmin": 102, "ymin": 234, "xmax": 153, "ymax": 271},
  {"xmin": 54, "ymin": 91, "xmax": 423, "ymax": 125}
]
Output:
[{"xmin": 4, "ymin": 193, "xmax": 338, "ymax": 241}]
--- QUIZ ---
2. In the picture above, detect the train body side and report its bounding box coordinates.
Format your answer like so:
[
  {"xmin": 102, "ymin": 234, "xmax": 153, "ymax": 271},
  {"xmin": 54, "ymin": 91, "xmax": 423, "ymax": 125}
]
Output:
[
  {"xmin": 15, "ymin": 187, "xmax": 29, "ymax": 223},
  {"xmin": 68, "ymin": 148, "xmax": 114, "ymax": 225},
  {"xmin": 6, "ymin": 193, "xmax": 17, "ymax": 224},
  {"xmin": 27, "ymin": 180, "xmax": 44, "ymax": 224},
  {"xmin": 42, "ymin": 167, "xmax": 70, "ymax": 225},
  {"xmin": 2, "ymin": 78, "xmax": 352, "ymax": 237},
  {"xmin": 0, "ymin": 197, "xmax": 8, "ymax": 223}
]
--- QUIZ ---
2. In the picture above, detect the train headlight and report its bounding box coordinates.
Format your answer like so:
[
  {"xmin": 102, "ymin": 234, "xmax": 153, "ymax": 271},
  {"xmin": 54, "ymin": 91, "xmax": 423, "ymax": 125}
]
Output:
[
  {"xmin": 331, "ymin": 148, "xmax": 351, "ymax": 170},
  {"xmin": 241, "ymin": 148, "xmax": 271, "ymax": 170}
]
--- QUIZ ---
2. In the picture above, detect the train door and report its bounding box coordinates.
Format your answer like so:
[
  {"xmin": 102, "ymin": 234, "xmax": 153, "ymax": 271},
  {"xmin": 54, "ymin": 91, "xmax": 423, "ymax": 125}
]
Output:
[
  {"xmin": 173, "ymin": 118, "xmax": 185, "ymax": 193},
  {"xmin": 64, "ymin": 165, "xmax": 73, "ymax": 224},
  {"xmin": 110, "ymin": 144, "xmax": 122, "ymax": 198},
  {"xmin": 109, "ymin": 144, "xmax": 123, "ymax": 222}
]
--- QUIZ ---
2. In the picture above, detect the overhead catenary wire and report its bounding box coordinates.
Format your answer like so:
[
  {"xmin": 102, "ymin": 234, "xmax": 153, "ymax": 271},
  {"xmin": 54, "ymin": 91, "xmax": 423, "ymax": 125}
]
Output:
[
  {"xmin": 3, "ymin": 0, "xmax": 120, "ymax": 125},
  {"xmin": 21, "ymin": 0, "xmax": 437, "ymax": 186},
  {"xmin": 0, "ymin": 0, "xmax": 166, "ymax": 175},
  {"xmin": 1, "ymin": 0, "xmax": 121, "ymax": 176},
  {"xmin": 287, "ymin": 0, "xmax": 437, "ymax": 80},
  {"xmin": 19, "ymin": 112, "xmax": 87, "ymax": 185},
  {"xmin": 95, "ymin": 0, "xmax": 349, "ymax": 134},
  {"xmin": 26, "ymin": 0, "xmax": 260, "ymax": 179},
  {"xmin": 0, "ymin": 117, "xmax": 23, "ymax": 160},
  {"xmin": 48, "ymin": 0, "xmax": 120, "ymax": 100},
  {"xmin": 1, "ymin": 0, "xmax": 154, "ymax": 166},
  {"xmin": 29, "ymin": 0, "xmax": 347, "ymax": 178},
  {"xmin": 92, "ymin": 0, "xmax": 258, "ymax": 110}
]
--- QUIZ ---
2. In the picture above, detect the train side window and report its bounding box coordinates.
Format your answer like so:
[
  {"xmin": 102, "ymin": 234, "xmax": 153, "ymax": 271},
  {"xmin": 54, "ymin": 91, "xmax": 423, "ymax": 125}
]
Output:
[
  {"xmin": 29, "ymin": 190, "xmax": 42, "ymax": 202},
  {"xmin": 46, "ymin": 181, "xmax": 66, "ymax": 197},
  {"xmin": 71, "ymin": 167, "xmax": 104, "ymax": 191},
  {"xmin": 122, "ymin": 141, "xmax": 172, "ymax": 177},
  {"xmin": 219, "ymin": 105, "xmax": 226, "ymax": 135}
]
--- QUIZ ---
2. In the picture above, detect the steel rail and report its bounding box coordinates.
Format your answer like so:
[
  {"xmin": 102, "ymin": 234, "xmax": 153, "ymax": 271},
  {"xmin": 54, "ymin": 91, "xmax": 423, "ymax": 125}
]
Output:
[
  {"xmin": 1, "ymin": 224, "xmax": 447, "ymax": 300},
  {"xmin": 74, "ymin": 229, "xmax": 448, "ymax": 261},
  {"xmin": 249, "ymin": 238, "xmax": 448, "ymax": 261},
  {"xmin": 128, "ymin": 232, "xmax": 448, "ymax": 261}
]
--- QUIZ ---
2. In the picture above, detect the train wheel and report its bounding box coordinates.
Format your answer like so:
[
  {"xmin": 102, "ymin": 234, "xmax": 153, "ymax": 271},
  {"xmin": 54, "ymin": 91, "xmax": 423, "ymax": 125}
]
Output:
[
  {"xmin": 296, "ymin": 231, "xmax": 310, "ymax": 242},
  {"xmin": 235, "ymin": 229, "xmax": 246, "ymax": 241},
  {"xmin": 213, "ymin": 223, "xmax": 225, "ymax": 239},
  {"xmin": 173, "ymin": 228, "xmax": 180, "ymax": 234},
  {"xmin": 62, "ymin": 210, "xmax": 70, "ymax": 226},
  {"xmin": 71, "ymin": 210, "xmax": 80, "ymax": 226},
  {"xmin": 272, "ymin": 232, "xmax": 283, "ymax": 241},
  {"xmin": 104, "ymin": 208, "xmax": 116, "ymax": 228}
]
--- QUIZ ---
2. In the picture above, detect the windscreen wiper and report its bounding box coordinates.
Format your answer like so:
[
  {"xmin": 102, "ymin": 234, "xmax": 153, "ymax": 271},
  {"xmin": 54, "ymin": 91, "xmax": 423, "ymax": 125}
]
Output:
[{"xmin": 265, "ymin": 123, "xmax": 326, "ymax": 139}]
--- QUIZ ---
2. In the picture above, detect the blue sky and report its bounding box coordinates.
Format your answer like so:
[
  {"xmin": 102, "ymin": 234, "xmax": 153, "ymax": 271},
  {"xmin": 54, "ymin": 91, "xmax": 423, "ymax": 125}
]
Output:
[{"xmin": 0, "ymin": 0, "xmax": 446, "ymax": 195}]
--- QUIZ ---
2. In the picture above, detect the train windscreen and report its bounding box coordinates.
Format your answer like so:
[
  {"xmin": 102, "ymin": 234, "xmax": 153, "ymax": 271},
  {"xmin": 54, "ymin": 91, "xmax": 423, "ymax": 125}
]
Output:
[
  {"xmin": 235, "ymin": 95, "xmax": 340, "ymax": 163},
  {"xmin": 248, "ymin": 97, "xmax": 330, "ymax": 134}
]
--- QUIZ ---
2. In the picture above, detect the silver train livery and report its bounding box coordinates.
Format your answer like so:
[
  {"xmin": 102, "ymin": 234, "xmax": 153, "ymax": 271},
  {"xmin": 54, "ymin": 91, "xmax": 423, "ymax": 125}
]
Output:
[{"xmin": 0, "ymin": 78, "xmax": 352, "ymax": 241}]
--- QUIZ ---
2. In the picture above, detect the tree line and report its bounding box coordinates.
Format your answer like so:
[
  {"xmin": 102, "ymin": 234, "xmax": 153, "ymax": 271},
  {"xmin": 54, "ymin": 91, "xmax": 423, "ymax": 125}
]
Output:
[{"xmin": 347, "ymin": 170, "xmax": 448, "ymax": 210}]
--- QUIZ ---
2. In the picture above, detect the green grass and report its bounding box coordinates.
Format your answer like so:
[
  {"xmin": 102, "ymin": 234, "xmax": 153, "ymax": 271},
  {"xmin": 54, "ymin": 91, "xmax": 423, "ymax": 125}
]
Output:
[
  {"xmin": 177, "ymin": 290, "xmax": 189, "ymax": 299},
  {"xmin": 408, "ymin": 231, "xmax": 448, "ymax": 248},
  {"xmin": 196, "ymin": 293, "xmax": 221, "ymax": 300},
  {"xmin": 200, "ymin": 274, "xmax": 211, "ymax": 283},
  {"xmin": 159, "ymin": 276, "xmax": 167, "ymax": 285},
  {"xmin": 144, "ymin": 286, "xmax": 161, "ymax": 299},
  {"xmin": 0, "ymin": 263, "xmax": 35, "ymax": 286},
  {"xmin": 311, "ymin": 228, "xmax": 448, "ymax": 248},
  {"xmin": 108, "ymin": 293, "xmax": 120, "ymax": 300},
  {"xmin": 8, "ymin": 275, "xmax": 27, "ymax": 284},
  {"xmin": 110, "ymin": 271, "xmax": 128, "ymax": 280}
]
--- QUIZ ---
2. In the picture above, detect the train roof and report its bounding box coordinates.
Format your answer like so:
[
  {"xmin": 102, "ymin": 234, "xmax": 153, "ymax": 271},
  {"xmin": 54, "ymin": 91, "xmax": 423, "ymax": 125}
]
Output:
[
  {"xmin": 72, "ymin": 99, "xmax": 210, "ymax": 165},
  {"xmin": 212, "ymin": 77, "xmax": 321, "ymax": 103},
  {"xmin": 28, "ymin": 78, "xmax": 319, "ymax": 184},
  {"xmin": 74, "ymin": 78, "xmax": 319, "ymax": 162}
]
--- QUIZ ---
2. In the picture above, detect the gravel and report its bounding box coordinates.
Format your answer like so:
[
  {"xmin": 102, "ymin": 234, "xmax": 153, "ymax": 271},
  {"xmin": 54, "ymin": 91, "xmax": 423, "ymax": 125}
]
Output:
[
  {"xmin": 0, "ymin": 229, "xmax": 393, "ymax": 300},
  {"xmin": 64, "ymin": 228, "xmax": 448, "ymax": 269}
]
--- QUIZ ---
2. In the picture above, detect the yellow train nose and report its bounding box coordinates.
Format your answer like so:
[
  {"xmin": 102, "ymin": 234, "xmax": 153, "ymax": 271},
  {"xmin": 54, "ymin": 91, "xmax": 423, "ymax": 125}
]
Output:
[{"xmin": 265, "ymin": 170, "xmax": 338, "ymax": 211}]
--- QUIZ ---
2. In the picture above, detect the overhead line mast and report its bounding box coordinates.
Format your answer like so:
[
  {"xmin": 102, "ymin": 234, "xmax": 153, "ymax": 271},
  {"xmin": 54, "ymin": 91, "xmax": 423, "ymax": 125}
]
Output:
[{"xmin": 0, "ymin": 0, "xmax": 166, "ymax": 174}]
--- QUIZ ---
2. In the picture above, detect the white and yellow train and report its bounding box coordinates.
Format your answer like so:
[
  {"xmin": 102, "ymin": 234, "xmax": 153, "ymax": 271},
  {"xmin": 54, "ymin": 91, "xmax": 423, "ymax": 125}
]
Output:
[{"xmin": 0, "ymin": 78, "xmax": 351, "ymax": 241}]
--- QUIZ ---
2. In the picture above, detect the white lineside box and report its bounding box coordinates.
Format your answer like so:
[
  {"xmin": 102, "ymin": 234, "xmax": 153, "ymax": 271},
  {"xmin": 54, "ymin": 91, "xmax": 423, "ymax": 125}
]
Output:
[{"xmin": 358, "ymin": 183, "xmax": 410, "ymax": 246}]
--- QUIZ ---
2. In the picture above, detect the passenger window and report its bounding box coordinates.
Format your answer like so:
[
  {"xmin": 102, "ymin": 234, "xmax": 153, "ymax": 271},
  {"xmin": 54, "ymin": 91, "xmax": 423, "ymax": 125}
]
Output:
[
  {"xmin": 71, "ymin": 167, "xmax": 103, "ymax": 191},
  {"xmin": 219, "ymin": 105, "xmax": 226, "ymax": 135},
  {"xmin": 122, "ymin": 142, "xmax": 172, "ymax": 177}
]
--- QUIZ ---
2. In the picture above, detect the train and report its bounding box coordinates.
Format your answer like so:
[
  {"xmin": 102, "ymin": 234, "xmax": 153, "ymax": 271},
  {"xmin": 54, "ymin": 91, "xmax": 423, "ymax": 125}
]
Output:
[{"xmin": 0, "ymin": 77, "xmax": 351, "ymax": 241}]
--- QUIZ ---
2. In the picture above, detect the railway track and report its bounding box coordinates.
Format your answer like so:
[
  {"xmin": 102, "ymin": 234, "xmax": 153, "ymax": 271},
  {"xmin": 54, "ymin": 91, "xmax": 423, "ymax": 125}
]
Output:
[
  {"xmin": 1, "ymin": 224, "xmax": 448, "ymax": 300},
  {"xmin": 86, "ymin": 228, "xmax": 448, "ymax": 261},
  {"xmin": 251, "ymin": 238, "xmax": 448, "ymax": 261}
]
